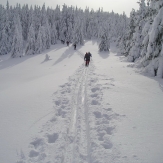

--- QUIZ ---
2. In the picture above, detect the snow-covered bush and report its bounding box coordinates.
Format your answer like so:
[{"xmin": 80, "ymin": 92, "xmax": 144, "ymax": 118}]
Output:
[
  {"xmin": 99, "ymin": 23, "xmax": 110, "ymax": 52},
  {"xmin": 44, "ymin": 54, "xmax": 50, "ymax": 61}
]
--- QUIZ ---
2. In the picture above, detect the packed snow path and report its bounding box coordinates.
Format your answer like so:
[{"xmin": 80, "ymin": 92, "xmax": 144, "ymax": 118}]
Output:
[
  {"xmin": 18, "ymin": 62, "xmax": 120, "ymax": 163},
  {"xmin": 62, "ymin": 66, "xmax": 90, "ymax": 163},
  {"xmin": 0, "ymin": 41, "xmax": 163, "ymax": 163}
]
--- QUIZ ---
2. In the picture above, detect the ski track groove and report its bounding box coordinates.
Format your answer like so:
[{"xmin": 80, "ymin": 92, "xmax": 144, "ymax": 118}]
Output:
[{"xmin": 62, "ymin": 64, "xmax": 91, "ymax": 163}]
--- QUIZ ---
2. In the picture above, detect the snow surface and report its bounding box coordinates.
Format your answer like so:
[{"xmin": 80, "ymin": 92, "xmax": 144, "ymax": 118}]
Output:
[{"xmin": 0, "ymin": 40, "xmax": 163, "ymax": 163}]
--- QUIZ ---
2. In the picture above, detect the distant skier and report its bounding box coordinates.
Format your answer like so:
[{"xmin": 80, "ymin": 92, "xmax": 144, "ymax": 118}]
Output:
[
  {"xmin": 66, "ymin": 41, "xmax": 69, "ymax": 46},
  {"xmin": 73, "ymin": 44, "xmax": 76, "ymax": 50},
  {"xmin": 84, "ymin": 52, "xmax": 92, "ymax": 66},
  {"xmin": 61, "ymin": 40, "xmax": 65, "ymax": 44}
]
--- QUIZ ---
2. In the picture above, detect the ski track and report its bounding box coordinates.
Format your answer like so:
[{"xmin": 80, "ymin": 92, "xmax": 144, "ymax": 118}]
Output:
[
  {"xmin": 17, "ymin": 62, "xmax": 123, "ymax": 163},
  {"xmin": 62, "ymin": 64, "xmax": 90, "ymax": 163}
]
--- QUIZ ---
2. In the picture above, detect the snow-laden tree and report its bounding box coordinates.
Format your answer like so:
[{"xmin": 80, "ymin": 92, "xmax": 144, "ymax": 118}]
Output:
[
  {"xmin": 140, "ymin": 21, "xmax": 151, "ymax": 60},
  {"xmin": 35, "ymin": 25, "xmax": 43, "ymax": 54},
  {"xmin": 0, "ymin": 5, "xmax": 5, "ymax": 37},
  {"xmin": 0, "ymin": 1, "xmax": 129, "ymax": 63},
  {"xmin": 35, "ymin": 24, "xmax": 50, "ymax": 53},
  {"xmin": 83, "ymin": 7, "xmax": 90, "ymax": 38},
  {"xmin": 53, "ymin": 5, "xmax": 61, "ymax": 39},
  {"xmin": 127, "ymin": 26, "xmax": 142, "ymax": 62},
  {"xmin": 99, "ymin": 23, "xmax": 110, "ymax": 52},
  {"xmin": 45, "ymin": 20, "xmax": 51, "ymax": 49},
  {"xmin": 66, "ymin": 21, "xmax": 73, "ymax": 42},
  {"xmin": 25, "ymin": 24, "xmax": 35, "ymax": 55},
  {"xmin": 86, "ymin": 21, "xmax": 92, "ymax": 39},
  {"xmin": 0, "ymin": 5, "xmax": 8, "ymax": 55},
  {"xmin": 118, "ymin": 9, "xmax": 137, "ymax": 56},
  {"xmin": 51, "ymin": 23, "xmax": 57, "ymax": 45},
  {"xmin": 11, "ymin": 15, "xmax": 23, "ymax": 58},
  {"xmin": 127, "ymin": 0, "xmax": 147, "ymax": 62},
  {"xmin": 41, "ymin": 3, "xmax": 47, "ymax": 26},
  {"xmin": 59, "ymin": 4, "xmax": 74, "ymax": 42},
  {"xmin": 21, "ymin": 4, "xmax": 29, "ymax": 41},
  {"xmin": 34, "ymin": 5, "xmax": 41, "ymax": 37},
  {"xmin": 11, "ymin": 25, "xmax": 23, "ymax": 57},
  {"xmin": 141, "ymin": 4, "xmax": 163, "ymax": 76},
  {"xmin": 59, "ymin": 21, "xmax": 67, "ymax": 42},
  {"xmin": 0, "ymin": 6, "xmax": 12, "ymax": 55},
  {"xmin": 157, "ymin": 42, "xmax": 163, "ymax": 78},
  {"xmin": 72, "ymin": 18, "xmax": 84, "ymax": 45},
  {"xmin": 0, "ymin": 29, "xmax": 8, "ymax": 55}
]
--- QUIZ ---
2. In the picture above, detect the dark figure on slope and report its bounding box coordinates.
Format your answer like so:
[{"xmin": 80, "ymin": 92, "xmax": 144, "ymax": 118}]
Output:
[
  {"xmin": 61, "ymin": 40, "xmax": 65, "ymax": 44},
  {"xmin": 73, "ymin": 44, "xmax": 76, "ymax": 50},
  {"xmin": 84, "ymin": 52, "xmax": 92, "ymax": 66},
  {"xmin": 66, "ymin": 41, "xmax": 69, "ymax": 46}
]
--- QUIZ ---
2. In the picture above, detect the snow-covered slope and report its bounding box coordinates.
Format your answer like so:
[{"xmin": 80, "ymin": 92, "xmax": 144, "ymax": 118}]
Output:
[{"xmin": 0, "ymin": 40, "xmax": 163, "ymax": 163}]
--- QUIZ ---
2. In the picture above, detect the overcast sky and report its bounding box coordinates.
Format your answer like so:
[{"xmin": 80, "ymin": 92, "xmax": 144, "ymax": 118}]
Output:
[{"xmin": 0, "ymin": 0, "xmax": 140, "ymax": 17}]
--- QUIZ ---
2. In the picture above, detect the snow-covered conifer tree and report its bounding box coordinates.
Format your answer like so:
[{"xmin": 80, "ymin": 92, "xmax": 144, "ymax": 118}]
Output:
[
  {"xmin": 11, "ymin": 15, "xmax": 23, "ymax": 58},
  {"xmin": 35, "ymin": 25, "xmax": 47, "ymax": 53},
  {"xmin": 11, "ymin": 25, "xmax": 23, "ymax": 57},
  {"xmin": 21, "ymin": 4, "xmax": 29, "ymax": 41},
  {"xmin": 72, "ymin": 18, "xmax": 84, "ymax": 45},
  {"xmin": 25, "ymin": 24, "xmax": 35, "ymax": 55},
  {"xmin": 66, "ymin": 22, "xmax": 73, "ymax": 42},
  {"xmin": 41, "ymin": 3, "xmax": 47, "ymax": 26},
  {"xmin": 35, "ymin": 25, "xmax": 43, "ymax": 54},
  {"xmin": 141, "ymin": 3, "xmax": 163, "ymax": 76},
  {"xmin": 51, "ymin": 23, "xmax": 57, "ymax": 45},
  {"xmin": 53, "ymin": 5, "xmax": 61, "ymax": 39},
  {"xmin": 127, "ymin": 0, "xmax": 147, "ymax": 62},
  {"xmin": 0, "ymin": 29, "xmax": 8, "ymax": 55},
  {"xmin": 99, "ymin": 23, "xmax": 110, "ymax": 52},
  {"xmin": 45, "ymin": 21, "xmax": 51, "ymax": 49},
  {"xmin": 0, "ymin": 5, "xmax": 12, "ymax": 55},
  {"xmin": 119, "ymin": 9, "xmax": 136, "ymax": 56}
]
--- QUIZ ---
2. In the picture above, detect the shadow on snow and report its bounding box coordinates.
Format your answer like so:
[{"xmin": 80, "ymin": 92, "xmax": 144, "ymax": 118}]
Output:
[
  {"xmin": 98, "ymin": 51, "xmax": 110, "ymax": 59},
  {"xmin": 53, "ymin": 44, "xmax": 83, "ymax": 65}
]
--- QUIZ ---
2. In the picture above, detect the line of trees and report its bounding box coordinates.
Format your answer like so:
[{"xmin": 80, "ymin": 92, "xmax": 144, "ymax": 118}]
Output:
[
  {"xmin": 117, "ymin": 0, "xmax": 163, "ymax": 78},
  {"xmin": 0, "ymin": 1, "xmax": 128, "ymax": 57}
]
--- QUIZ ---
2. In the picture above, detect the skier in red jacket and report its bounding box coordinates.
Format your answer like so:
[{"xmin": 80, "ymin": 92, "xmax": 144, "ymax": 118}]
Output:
[{"xmin": 84, "ymin": 52, "xmax": 92, "ymax": 66}]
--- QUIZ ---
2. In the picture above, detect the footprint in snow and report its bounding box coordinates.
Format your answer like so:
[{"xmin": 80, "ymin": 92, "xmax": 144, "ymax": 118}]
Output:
[
  {"xmin": 91, "ymin": 100, "xmax": 100, "ymax": 105},
  {"xmin": 105, "ymin": 127, "xmax": 114, "ymax": 135},
  {"xmin": 98, "ymin": 132, "xmax": 105, "ymax": 141},
  {"xmin": 93, "ymin": 111, "xmax": 102, "ymax": 118},
  {"xmin": 102, "ymin": 142, "xmax": 113, "ymax": 149},
  {"xmin": 29, "ymin": 150, "xmax": 39, "ymax": 157},
  {"xmin": 105, "ymin": 108, "xmax": 112, "ymax": 111},
  {"xmin": 91, "ymin": 93, "xmax": 98, "ymax": 98},
  {"xmin": 103, "ymin": 114, "xmax": 110, "ymax": 120},
  {"xmin": 30, "ymin": 138, "xmax": 44, "ymax": 149},
  {"xmin": 50, "ymin": 116, "xmax": 57, "ymax": 122},
  {"xmin": 91, "ymin": 87, "xmax": 100, "ymax": 93},
  {"xmin": 47, "ymin": 133, "xmax": 59, "ymax": 143},
  {"xmin": 57, "ymin": 108, "xmax": 66, "ymax": 117},
  {"xmin": 55, "ymin": 100, "xmax": 61, "ymax": 106}
]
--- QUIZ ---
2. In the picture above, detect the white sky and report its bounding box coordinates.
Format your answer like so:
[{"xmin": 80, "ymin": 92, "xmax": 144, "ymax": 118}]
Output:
[{"xmin": 0, "ymin": 0, "xmax": 140, "ymax": 16}]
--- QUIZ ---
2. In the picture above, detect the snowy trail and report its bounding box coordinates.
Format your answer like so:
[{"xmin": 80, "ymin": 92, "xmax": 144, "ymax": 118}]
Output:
[
  {"xmin": 16, "ymin": 57, "xmax": 119, "ymax": 163},
  {"xmin": 17, "ymin": 63, "xmax": 94, "ymax": 163},
  {"xmin": 2, "ymin": 40, "xmax": 163, "ymax": 163},
  {"xmin": 62, "ymin": 66, "xmax": 90, "ymax": 163},
  {"xmin": 63, "ymin": 63, "xmax": 93, "ymax": 163}
]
